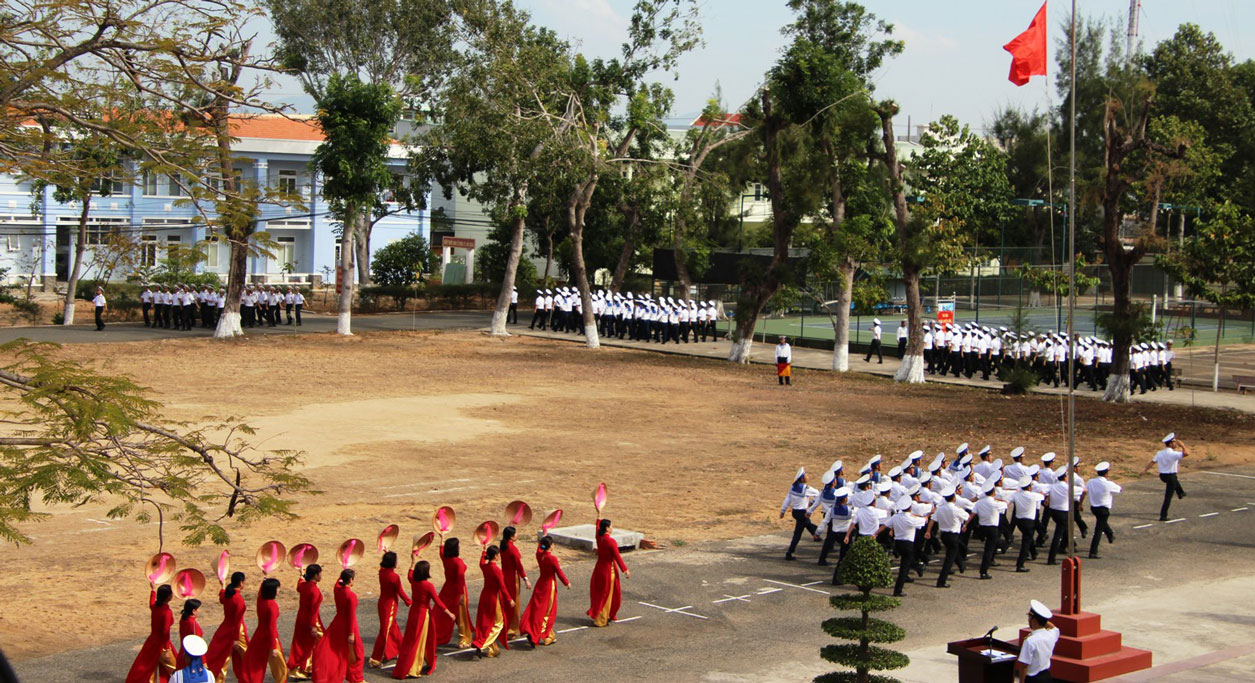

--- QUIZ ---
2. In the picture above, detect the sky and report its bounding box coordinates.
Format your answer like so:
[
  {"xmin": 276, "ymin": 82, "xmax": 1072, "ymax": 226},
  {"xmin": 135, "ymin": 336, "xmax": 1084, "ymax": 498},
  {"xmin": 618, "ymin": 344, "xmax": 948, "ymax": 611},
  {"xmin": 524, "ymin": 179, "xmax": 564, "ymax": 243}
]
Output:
[{"xmin": 256, "ymin": 0, "xmax": 1255, "ymax": 134}]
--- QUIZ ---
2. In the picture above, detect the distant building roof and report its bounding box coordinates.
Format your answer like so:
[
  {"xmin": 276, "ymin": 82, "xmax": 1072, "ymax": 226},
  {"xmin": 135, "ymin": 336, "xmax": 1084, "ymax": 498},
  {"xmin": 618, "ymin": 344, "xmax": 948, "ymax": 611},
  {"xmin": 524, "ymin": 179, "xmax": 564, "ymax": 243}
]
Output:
[
  {"xmin": 228, "ymin": 114, "xmax": 324, "ymax": 141},
  {"xmin": 690, "ymin": 113, "xmax": 744, "ymax": 128}
]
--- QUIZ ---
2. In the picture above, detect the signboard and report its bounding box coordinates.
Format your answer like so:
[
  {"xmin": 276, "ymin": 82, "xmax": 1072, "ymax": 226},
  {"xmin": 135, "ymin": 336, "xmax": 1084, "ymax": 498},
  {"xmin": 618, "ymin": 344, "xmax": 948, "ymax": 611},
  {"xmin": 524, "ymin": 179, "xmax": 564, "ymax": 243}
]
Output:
[
  {"xmin": 442, "ymin": 236, "xmax": 476, "ymax": 249},
  {"xmin": 937, "ymin": 301, "xmax": 955, "ymax": 324}
]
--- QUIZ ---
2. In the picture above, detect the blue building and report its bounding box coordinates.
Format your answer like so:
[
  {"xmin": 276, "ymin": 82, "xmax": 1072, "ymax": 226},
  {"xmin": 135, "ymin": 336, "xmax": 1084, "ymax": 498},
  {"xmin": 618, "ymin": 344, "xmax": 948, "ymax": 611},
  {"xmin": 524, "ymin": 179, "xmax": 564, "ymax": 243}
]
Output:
[{"xmin": 0, "ymin": 115, "xmax": 429, "ymax": 288}]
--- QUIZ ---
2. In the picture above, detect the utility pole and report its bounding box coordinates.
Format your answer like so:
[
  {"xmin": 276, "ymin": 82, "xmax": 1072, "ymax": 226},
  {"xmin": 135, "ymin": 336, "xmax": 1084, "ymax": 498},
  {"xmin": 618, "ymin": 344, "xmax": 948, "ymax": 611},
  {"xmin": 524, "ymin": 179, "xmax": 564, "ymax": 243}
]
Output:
[{"xmin": 1127, "ymin": 0, "xmax": 1141, "ymax": 55}]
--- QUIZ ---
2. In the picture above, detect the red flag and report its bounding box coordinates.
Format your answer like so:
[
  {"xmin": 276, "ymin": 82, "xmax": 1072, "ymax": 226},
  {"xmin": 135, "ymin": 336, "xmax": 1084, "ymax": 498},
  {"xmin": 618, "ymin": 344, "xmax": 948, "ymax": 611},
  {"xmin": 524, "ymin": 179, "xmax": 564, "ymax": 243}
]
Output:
[{"xmin": 1004, "ymin": 2, "xmax": 1048, "ymax": 86}]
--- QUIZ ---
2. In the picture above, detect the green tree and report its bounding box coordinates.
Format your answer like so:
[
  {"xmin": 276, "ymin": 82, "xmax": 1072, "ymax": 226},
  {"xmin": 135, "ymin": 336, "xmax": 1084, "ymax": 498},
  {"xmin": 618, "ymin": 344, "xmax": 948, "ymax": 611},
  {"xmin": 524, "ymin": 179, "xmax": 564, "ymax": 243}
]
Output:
[
  {"xmin": 312, "ymin": 74, "xmax": 403, "ymax": 335},
  {"xmin": 370, "ymin": 231, "xmax": 430, "ymax": 286},
  {"xmin": 819, "ymin": 536, "xmax": 908, "ymax": 683},
  {"xmin": 0, "ymin": 341, "xmax": 312, "ymax": 547},
  {"xmin": 1157, "ymin": 202, "xmax": 1255, "ymax": 391}
]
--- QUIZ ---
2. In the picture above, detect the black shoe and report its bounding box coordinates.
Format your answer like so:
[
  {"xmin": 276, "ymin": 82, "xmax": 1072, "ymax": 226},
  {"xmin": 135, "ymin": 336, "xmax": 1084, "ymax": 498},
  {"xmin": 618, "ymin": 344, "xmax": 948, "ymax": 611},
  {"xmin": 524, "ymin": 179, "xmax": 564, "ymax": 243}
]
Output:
[
  {"xmin": 1178, "ymin": 491, "xmax": 1187, "ymax": 499},
  {"xmin": 1159, "ymin": 516, "xmax": 1169, "ymax": 522},
  {"xmin": 979, "ymin": 573, "xmax": 992, "ymax": 580},
  {"xmin": 1080, "ymin": 529, "xmax": 1088, "ymax": 539},
  {"xmin": 784, "ymin": 554, "xmax": 795, "ymax": 561},
  {"xmin": 817, "ymin": 560, "xmax": 830, "ymax": 566},
  {"xmin": 936, "ymin": 582, "xmax": 951, "ymax": 588},
  {"xmin": 892, "ymin": 590, "xmax": 904, "ymax": 597},
  {"xmin": 1016, "ymin": 567, "xmax": 1030, "ymax": 573},
  {"xmin": 1046, "ymin": 560, "xmax": 1058, "ymax": 566},
  {"xmin": 812, "ymin": 534, "xmax": 822, "ymax": 542},
  {"xmin": 1087, "ymin": 554, "xmax": 1101, "ymax": 559}
]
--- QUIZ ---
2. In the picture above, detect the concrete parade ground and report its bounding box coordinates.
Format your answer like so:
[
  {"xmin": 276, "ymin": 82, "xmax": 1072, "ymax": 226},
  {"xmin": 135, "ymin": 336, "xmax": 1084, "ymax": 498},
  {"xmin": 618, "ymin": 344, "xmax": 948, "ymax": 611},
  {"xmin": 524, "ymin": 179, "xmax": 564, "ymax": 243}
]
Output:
[{"xmin": 2, "ymin": 312, "xmax": 1253, "ymax": 682}]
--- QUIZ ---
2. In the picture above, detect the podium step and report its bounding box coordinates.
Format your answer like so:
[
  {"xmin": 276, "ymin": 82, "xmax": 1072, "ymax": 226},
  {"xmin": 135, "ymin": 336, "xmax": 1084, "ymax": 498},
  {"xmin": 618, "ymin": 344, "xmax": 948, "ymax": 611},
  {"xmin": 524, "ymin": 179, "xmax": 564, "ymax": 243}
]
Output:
[
  {"xmin": 1052, "ymin": 610, "xmax": 1103, "ymax": 637},
  {"xmin": 1049, "ymin": 646, "xmax": 1154, "ymax": 682},
  {"xmin": 1018, "ymin": 627, "xmax": 1124, "ymax": 659}
]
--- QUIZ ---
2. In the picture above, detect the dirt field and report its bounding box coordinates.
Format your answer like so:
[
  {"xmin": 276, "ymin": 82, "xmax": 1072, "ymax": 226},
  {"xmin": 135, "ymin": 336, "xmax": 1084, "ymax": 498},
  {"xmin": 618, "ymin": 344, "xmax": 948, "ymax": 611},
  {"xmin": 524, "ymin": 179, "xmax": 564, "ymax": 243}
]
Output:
[{"xmin": 3, "ymin": 329, "xmax": 1254, "ymax": 661}]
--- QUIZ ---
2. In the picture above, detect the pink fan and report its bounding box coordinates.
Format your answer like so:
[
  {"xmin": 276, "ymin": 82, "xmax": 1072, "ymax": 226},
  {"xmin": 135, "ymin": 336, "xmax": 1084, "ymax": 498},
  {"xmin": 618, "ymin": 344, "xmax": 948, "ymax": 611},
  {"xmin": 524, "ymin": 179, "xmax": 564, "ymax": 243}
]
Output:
[
  {"xmin": 593, "ymin": 482, "xmax": 608, "ymax": 511},
  {"xmin": 377, "ymin": 524, "xmax": 400, "ymax": 553},
  {"xmin": 432, "ymin": 506, "xmax": 455, "ymax": 535},
  {"xmin": 540, "ymin": 509, "xmax": 564, "ymax": 534},
  {"xmin": 411, "ymin": 532, "xmax": 435, "ymax": 558},
  {"xmin": 145, "ymin": 552, "xmax": 177, "ymax": 585},
  {"xmin": 338, "ymin": 538, "xmax": 364, "ymax": 569},
  {"xmin": 173, "ymin": 568, "xmax": 206, "ymax": 599},
  {"xmin": 215, "ymin": 551, "xmax": 231, "ymax": 583},
  {"xmin": 255, "ymin": 541, "xmax": 287, "ymax": 575}
]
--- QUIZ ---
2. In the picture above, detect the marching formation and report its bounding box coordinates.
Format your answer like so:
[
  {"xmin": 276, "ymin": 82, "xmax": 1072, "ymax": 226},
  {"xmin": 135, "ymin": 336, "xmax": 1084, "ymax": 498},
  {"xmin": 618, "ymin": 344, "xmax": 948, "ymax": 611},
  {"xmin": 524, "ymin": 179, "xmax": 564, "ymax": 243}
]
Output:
[
  {"xmin": 775, "ymin": 434, "xmax": 1190, "ymax": 598},
  {"xmin": 921, "ymin": 321, "xmax": 1177, "ymax": 393},
  {"xmin": 529, "ymin": 288, "xmax": 725, "ymax": 344},
  {"xmin": 126, "ymin": 492, "xmax": 631, "ymax": 683},
  {"xmin": 137, "ymin": 285, "xmax": 307, "ymax": 331}
]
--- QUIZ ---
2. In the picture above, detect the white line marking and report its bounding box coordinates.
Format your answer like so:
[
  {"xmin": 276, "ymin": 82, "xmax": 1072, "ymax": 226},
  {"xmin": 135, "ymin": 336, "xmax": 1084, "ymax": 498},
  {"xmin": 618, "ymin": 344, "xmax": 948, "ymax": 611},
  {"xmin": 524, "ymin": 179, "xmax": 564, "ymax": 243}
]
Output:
[
  {"xmin": 637, "ymin": 601, "xmax": 708, "ymax": 620},
  {"xmin": 1166, "ymin": 518, "xmax": 1186, "ymax": 524},
  {"xmin": 1201, "ymin": 471, "xmax": 1255, "ymax": 480},
  {"xmin": 556, "ymin": 625, "xmax": 589, "ymax": 634},
  {"xmin": 713, "ymin": 594, "xmax": 752, "ymax": 604},
  {"xmin": 85, "ymin": 518, "xmax": 112, "ymax": 525},
  {"xmin": 763, "ymin": 578, "xmax": 832, "ymax": 595},
  {"xmin": 801, "ymin": 581, "xmax": 823, "ymax": 587},
  {"xmin": 1199, "ymin": 512, "xmax": 1219, "ymax": 518},
  {"xmin": 754, "ymin": 588, "xmax": 783, "ymax": 595},
  {"xmin": 616, "ymin": 616, "xmax": 642, "ymax": 623},
  {"xmin": 379, "ymin": 478, "xmax": 473, "ymax": 490},
  {"xmin": 1232, "ymin": 507, "xmax": 1249, "ymax": 512},
  {"xmin": 383, "ymin": 486, "xmax": 475, "ymax": 499},
  {"xmin": 1133, "ymin": 524, "xmax": 1153, "ymax": 529}
]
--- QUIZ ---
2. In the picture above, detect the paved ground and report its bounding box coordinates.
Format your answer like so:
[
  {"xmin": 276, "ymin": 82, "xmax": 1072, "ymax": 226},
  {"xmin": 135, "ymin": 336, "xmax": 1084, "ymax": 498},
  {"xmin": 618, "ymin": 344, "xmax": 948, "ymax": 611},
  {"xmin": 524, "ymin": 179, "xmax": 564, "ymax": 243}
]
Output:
[
  {"xmin": 12, "ymin": 466, "xmax": 1255, "ymax": 682},
  {"xmin": 0, "ymin": 311, "xmax": 494, "ymax": 345},
  {"xmin": 517, "ymin": 326, "xmax": 1255, "ymax": 415}
]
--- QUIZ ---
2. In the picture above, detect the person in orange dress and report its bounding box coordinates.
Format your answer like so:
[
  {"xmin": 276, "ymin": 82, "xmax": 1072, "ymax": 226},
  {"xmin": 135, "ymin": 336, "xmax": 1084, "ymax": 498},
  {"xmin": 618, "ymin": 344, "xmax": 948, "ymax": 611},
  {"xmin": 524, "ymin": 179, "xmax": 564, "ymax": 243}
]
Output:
[
  {"xmin": 432, "ymin": 537, "xmax": 472, "ymax": 648},
  {"xmin": 498, "ymin": 527, "xmax": 532, "ymax": 638},
  {"xmin": 204, "ymin": 572, "xmax": 249, "ymax": 681},
  {"xmin": 587, "ymin": 519, "xmax": 630, "ymax": 627},
  {"xmin": 368, "ymin": 552, "xmax": 410, "ymax": 668},
  {"xmin": 287, "ymin": 564, "xmax": 324, "ymax": 680},
  {"xmin": 125, "ymin": 583, "xmax": 176, "ymax": 683},
  {"xmin": 175, "ymin": 599, "xmax": 203, "ymax": 671},
  {"xmin": 238, "ymin": 577, "xmax": 287, "ymax": 683},
  {"xmin": 311, "ymin": 569, "xmax": 364, "ymax": 683},
  {"xmin": 391, "ymin": 560, "xmax": 455, "ymax": 679},
  {"xmin": 520, "ymin": 536, "xmax": 571, "ymax": 647},
  {"xmin": 472, "ymin": 546, "xmax": 513, "ymax": 658}
]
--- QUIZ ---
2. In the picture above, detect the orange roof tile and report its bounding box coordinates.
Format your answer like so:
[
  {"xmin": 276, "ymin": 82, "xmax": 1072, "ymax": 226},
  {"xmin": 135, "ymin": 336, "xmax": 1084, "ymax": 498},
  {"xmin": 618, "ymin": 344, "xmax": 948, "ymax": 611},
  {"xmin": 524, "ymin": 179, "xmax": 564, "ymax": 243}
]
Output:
[
  {"xmin": 228, "ymin": 115, "xmax": 324, "ymax": 141},
  {"xmin": 690, "ymin": 112, "xmax": 744, "ymax": 128}
]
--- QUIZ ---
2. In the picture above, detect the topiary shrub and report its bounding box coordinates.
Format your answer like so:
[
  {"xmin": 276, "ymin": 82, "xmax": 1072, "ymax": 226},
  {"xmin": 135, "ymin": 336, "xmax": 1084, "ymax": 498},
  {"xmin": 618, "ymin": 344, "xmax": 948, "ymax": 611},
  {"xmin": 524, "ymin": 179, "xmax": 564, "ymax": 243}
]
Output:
[
  {"xmin": 816, "ymin": 536, "xmax": 909, "ymax": 683},
  {"xmin": 998, "ymin": 365, "xmax": 1037, "ymax": 395}
]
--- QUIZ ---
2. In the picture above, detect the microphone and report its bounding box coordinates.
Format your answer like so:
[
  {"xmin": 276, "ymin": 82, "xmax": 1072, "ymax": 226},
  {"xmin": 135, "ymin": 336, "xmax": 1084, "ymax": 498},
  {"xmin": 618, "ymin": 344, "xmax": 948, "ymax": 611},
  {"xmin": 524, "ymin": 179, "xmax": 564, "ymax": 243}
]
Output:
[{"xmin": 984, "ymin": 625, "xmax": 998, "ymax": 638}]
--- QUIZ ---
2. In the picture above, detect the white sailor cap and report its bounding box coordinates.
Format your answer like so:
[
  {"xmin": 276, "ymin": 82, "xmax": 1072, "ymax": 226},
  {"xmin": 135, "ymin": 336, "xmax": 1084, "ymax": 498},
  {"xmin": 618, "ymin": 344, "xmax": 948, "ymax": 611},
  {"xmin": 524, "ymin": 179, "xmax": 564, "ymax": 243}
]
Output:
[
  {"xmin": 1027, "ymin": 464, "xmax": 1040, "ymax": 476},
  {"xmin": 859, "ymin": 465, "xmax": 872, "ymax": 475},
  {"xmin": 1054, "ymin": 465, "xmax": 1068, "ymax": 479},
  {"xmin": 981, "ymin": 478, "xmax": 998, "ymax": 494},
  {"xmin": 831, "ymin": 460, "xmax": 844, "ymax": 473},
  {"xmin": 895, "ymin": 497, "xmax": 912, "ymax": 511},
  {"xmin": 1010, "ymin": 446, "xmax": 1026, "ymax": 460},
  {"xmin": 991, "ymin": 458, "xmax": 1003, "ymax": 471},
  {"xmin": 958, "ymin": 466, "xmax": 972, "ymax": 480},
  {"xmin": 1163, "ymin": 432, "xmax": 1176, "ymax": 444},
  {"xmin": 877, "ymin": 481, "xmax": 893, "ymax": 493},
  {"xmin": 1041, "ymin": 452, "xmax": 1057, "ymax": 463},
  {"xmin": 834, "ymin": 486, "xmax": 851, "ymax": 498},
  {"xmin": 929, "ymin": 454, "xmax": 944, "ymax": 472},
  {"xmin": 940, "ymin": 485, "xmax": 957, "ymax": 497},
  {"xmin": 957, "ymin": 442, "xmax": 970, "ymax": 455},
  {"xmin": 1072, "ymin": 456, "xmax": 1080, "ymax": 466},
  {"xmin": 856, "ymin": 474, "xmax": 871, "ymax": 486},
  {"xmin": 977, "ymin": 445, "xmax": 990, "ymax": 457},
  {"xmin": 1019, "ymin": 475, "xmax": 1033, "ymax": 488},
  {"xmin": 821, "ymin": 470, "xmax": 835, "ymax": 485},
  {"xmin": 908, "ymin": 450, "xmax": 924, "ymax": 462},
  {"xmin": 873, "ymin": 318, "xmax": 881, "ymax": 325},
  {"xmin": 794, "ymin": 466, "xmax": 806, "ymax": 482},
  {"xmin": 869, "ymin": 454, "xmax": 882, "ymax": 467},
  {"xmin": 888, "ymin": 466, "xmax": 903, "ymax": 478},
  {"xmin": 959, "ymin": 454, "xmax": 973, "ymax": 466},
  {"xmin": 1002, "ymin": 477, "xmax": 1022, "ymax": 490},
  {"xmin": 906, "ymin": 483, "xmax": 921, "ymax": 496},
  {"xmin": 999, "ymin": 326, "xmax": 1008, "ymax": 332},
  {"xmin": 918, "ymin": 472, "xmax": 932, "ymax": 484},
  {"xmin": 1095, "ymin": 461, "xmax": 1111, "ymax": 473},
  {"xmin": 1030, "ymin": 600, "xmax": 1053, "ymax": 621}
]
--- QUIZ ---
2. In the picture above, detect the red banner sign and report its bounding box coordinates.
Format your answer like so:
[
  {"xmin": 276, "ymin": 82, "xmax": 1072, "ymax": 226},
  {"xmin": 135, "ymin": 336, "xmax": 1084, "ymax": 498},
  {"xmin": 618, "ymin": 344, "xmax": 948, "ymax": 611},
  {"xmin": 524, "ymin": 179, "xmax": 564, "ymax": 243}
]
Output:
[{"xmin": 442, "ymin": 236, "xmax": 476, "ymax": 249}]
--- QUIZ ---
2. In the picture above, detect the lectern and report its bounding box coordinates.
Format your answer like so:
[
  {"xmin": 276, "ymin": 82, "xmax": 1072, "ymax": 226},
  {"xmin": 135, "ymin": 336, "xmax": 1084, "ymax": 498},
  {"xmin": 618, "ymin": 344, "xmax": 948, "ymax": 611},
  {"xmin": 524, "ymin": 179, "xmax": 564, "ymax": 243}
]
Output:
[{"xmin": 946, "ymin": 637, "xmax": 1020, "ymax": 683}]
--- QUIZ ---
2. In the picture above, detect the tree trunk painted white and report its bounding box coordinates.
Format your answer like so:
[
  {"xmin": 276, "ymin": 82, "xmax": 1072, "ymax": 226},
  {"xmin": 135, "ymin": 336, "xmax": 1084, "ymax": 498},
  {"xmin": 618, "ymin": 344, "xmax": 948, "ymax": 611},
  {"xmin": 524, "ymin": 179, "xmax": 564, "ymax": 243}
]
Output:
[
  {"xmin": 336, "ymin": 213, "xmax": 357, "ymax": 336},
  {"xmin": 832, "ymin": 261, "xmax": 854, "ymax": 372},
  {"xmin": 583, "ymin": 321, "xmax": 600, "ymax": 348},
  {"xmin": 895, "ymin": 353, "xmax": 926, "ymax": 383},
  {"xmin": 490, "ymin": 212, "xmax": 527, "ymax": 337},
  {"xmin": 1103, "ymin": 373, "xmax": 1132, "ymax": 403},
  {"xmin": 1211, "ymin": 305, "xmax": 1225, "ymax": 392},
  {"xmin": 354, "ymin": 222, "xmax": 372, "ymax": 287},
  {"xmin": 214, "ymin": 310, "xmax": 243, "ymax": 338},
  {"xmin": 832, "ymin": 344, "xmax": 849, "ymax": 372},
  {"xmin": 728, "ymin": 337, "xmax": 753, "ymax": 364},
  {"xmin": 63, "ymin": 199, "xmax": 91, "ymax": 325}
]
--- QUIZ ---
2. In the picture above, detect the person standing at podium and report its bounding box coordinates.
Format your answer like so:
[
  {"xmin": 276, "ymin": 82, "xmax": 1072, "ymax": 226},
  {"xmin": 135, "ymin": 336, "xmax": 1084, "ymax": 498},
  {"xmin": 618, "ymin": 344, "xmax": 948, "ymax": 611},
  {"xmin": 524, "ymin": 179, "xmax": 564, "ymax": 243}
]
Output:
[{"xmin": 1015, "ymin": 600, "xmax": 1059, "ymax": 683}]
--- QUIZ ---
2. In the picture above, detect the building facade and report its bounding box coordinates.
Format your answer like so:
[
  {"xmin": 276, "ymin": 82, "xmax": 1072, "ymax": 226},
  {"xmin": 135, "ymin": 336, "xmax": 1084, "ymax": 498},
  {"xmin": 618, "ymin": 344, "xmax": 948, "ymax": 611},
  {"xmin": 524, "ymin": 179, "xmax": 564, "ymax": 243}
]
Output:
[{"xmin": 0, "ymin": 115, "xmax": 429, "ymax": 288}]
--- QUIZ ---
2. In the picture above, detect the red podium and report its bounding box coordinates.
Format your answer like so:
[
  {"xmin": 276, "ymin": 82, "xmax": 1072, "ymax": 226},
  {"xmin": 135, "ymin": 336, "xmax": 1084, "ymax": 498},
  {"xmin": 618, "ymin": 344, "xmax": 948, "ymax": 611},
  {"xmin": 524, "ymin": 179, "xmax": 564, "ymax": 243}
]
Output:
[
  {"xmin": 1012, "ymin": 558, "xmax": 1152, "ymax": 682},
  {"xmin": 946, "ymin": 637, "xmax": 1020, "ymax": 683}
]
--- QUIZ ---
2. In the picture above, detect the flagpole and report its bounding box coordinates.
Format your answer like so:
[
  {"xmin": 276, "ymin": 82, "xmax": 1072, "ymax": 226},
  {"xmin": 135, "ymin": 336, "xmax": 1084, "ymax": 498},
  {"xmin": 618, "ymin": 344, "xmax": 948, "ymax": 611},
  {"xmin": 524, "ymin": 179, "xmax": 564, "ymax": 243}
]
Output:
[{"xmin": 1066, "ymin": 0, "xmax": 1078, "ymax": 560}]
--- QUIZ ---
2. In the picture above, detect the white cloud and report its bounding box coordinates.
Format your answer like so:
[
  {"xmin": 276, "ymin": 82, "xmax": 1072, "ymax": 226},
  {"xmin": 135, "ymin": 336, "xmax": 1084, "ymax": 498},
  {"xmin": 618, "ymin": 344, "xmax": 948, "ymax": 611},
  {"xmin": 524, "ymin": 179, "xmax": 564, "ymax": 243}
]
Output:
[
  {"xmin": 534, "ymin": 0, "xmax": 628, "ymax": 52},
  {"xmin": 894, "ymin": 22, "xmax": 960, "ymax": 53}
]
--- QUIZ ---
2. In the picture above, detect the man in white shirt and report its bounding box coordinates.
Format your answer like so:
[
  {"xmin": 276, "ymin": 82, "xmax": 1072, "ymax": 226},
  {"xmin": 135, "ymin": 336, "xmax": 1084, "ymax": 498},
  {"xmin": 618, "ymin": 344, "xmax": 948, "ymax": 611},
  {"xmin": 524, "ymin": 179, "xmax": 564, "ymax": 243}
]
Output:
[
  {"xmin": 1086, "ymin": 461, "xmax": 1122, "ymax": 558},
  {"xmin": 934, "ymin": 486, "xmax": 971, "ymax": 588},
  {"xmin": 1144, "ymin": 432, "xmax": 1188, "ymax": 521},
  {"xmin": 896, "ymin": 320, "xmax": 908, "ymax": 358},
  {"xmin": 775, "ymin": 336, "xmax": 793, "ymax": 386},
  {"xmin": 780, "ymin": 467, "xmax": 820, "ymax": 560},
  {"xmin": 140, "ymin": 287, "xmax": 153, "ymax": 327},
  {"xmin": 92, "ymin": 286, "xmax": 107, "ymax": 331},
  {"xmin": 864, "ymin": 318, "xmax": 883, "ymax": 364},
  {"xmin": 1010, "ymin": 477, "xmax": 1044, "ymax": 572},
  {"xmin": 508, "ymin": 286, "xmax": 519, "ymax": 325},
  {"xmin": 1044, "ymin": 472, "xmax": 1083, "ymax": 565},
  {"xmin": 1016, "ymin": 600, "xmax": 1060, "ymax": 683},
  {"xmin": 822, "ymin": 487, "xmax": 853, "ymax": 581},
  {"xmin": 887, "ymin": 497, "xmax": 927, "ymax": 596},
  {"xmin": 974, "ymin": 479, "xmax": 1005, "ymax": 579}
]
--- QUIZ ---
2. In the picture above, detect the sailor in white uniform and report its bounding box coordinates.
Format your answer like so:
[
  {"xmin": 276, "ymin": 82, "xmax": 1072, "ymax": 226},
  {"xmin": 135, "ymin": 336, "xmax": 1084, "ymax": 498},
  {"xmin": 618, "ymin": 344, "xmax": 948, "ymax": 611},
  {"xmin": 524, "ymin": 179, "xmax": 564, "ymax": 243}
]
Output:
[{"xmin": 780, "ymin": 467, "xmax": 820, "ymax": 560}]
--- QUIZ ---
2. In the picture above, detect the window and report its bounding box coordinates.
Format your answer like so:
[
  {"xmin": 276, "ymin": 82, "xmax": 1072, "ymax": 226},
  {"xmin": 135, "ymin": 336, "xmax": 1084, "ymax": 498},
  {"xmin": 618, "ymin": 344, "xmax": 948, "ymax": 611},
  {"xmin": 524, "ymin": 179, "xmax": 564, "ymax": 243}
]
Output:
[
  {"xmin": 167, "ymin": 173, "xmax": 184, "ymax": 197},
  {"xmin": 140, "ymin": 235, "xmax": 158, "ymax": 267},
  {"xmin": 276, "ymin": 236, "xmax": 296, "ymax": 270},
  {"xmin": 66, "ymin": 216, "xmax": 128, "ymax": 245},
  {"xmin": 143, "ymin": 172, "xmax": 159, "ymax": 196},
  {"xmin": 277, "ymin": 170, "xmax": 299, "ymax": 196},
  {"xmin": 5, "ymin": 236, "xmax": 19, "ymax": 252},
  {"xmin": 91, "ymin": 174, "xmax": 126, "ymax": 196},
  {"xmin": 204, "ymin": 235, "xmax": 222, "ymax": 269}
]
